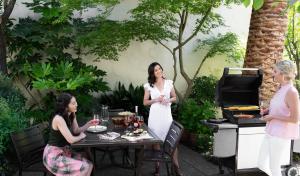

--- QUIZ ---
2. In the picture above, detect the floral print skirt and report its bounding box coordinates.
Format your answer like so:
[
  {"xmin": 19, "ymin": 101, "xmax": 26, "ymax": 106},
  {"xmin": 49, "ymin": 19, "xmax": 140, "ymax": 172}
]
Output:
[{"xmin": 43, "ymin": 144, "xmax": 91, "ymax": 176}]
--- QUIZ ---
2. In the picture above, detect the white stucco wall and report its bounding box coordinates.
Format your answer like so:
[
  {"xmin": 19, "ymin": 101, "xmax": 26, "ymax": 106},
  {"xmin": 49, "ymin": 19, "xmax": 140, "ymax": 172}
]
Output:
[{"xmin": 10, "ymin": 0, "xmax": 252, "ymax": 95}]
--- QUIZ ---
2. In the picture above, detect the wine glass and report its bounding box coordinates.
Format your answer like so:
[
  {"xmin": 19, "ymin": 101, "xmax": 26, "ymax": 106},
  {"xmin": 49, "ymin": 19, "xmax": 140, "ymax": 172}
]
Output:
[
  {"xmin": 259, "ymin": 100, "xmax": 268, "ymax": 116},
  {"xmin": 124, "ymin": 116, "xmax": 130, "ymax": 133},
  {"xmin": 93, "ymin": 114, "xmax": 99, "ymax": 128},
  {"xmin": 138, "ymin": 116, "xmax": 144, "ymax": 126}
]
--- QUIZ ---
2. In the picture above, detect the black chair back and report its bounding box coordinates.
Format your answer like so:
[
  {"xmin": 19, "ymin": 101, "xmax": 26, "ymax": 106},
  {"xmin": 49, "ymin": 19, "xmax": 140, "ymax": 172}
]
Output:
[
  {"xmin": 109, "ymin": 108, "xmax": 124, "ymax": 117},
  {"xmin": 163, "ymin": 121, "xmax": 184, "ymax": 157},
  {"xmin": 10, "ymin": 125, "xmax": 46, "ymax": 168}
]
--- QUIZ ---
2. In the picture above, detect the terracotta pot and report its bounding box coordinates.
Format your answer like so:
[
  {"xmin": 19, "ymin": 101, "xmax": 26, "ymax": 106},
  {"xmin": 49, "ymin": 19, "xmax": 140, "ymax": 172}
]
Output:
[
  {"xmin": 180, "ymin": 129, "xmax": 190, "ymax": 144},
  {"xmin": 189, "ymin": 133, "xmax": 198, "ymax": 148}
]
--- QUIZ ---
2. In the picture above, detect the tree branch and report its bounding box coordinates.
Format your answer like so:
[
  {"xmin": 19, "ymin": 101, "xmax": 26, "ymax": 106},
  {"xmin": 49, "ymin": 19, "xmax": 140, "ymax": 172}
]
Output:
[
  {"xmin": 182, "ymin": 10, "xmax": 188, "ymax": 32},
  {"xmin": 192, "ymin": 55, "xmax": 208, "ymax": 81},
  {"xmin": 1, "ymin": 0, "xmax": 16, "ymax": 25},
  {"xmin": 286, "ymin": 37, "xmax": 297, "ymax": 59},
  {"xmin": 158, "ymin": 40, "xmax": 172, "ymax": 54},
  {"xmin": 174, "ymin": 7, "xmax": 212, "ymax": 51},
  {"xmin": 285, "ymin": 45, "xmax": 293, "ymax": 60}
]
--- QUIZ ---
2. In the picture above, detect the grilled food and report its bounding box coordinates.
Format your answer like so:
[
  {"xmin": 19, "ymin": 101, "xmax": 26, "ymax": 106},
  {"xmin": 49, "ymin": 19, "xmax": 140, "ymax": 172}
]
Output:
[
  {"xmin": 233, "ymin": 114, "xmax": 255, "ymax": 118},
  {"xmin": 224, "ymin": 106, "xmax": 259, "ymax": 111}
]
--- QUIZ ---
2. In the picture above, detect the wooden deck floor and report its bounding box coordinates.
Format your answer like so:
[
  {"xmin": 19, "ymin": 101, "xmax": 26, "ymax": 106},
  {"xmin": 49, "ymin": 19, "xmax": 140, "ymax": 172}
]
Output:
[{"xmin": 16, "ymin": 144, "xmax": 269, "ymax": 176}]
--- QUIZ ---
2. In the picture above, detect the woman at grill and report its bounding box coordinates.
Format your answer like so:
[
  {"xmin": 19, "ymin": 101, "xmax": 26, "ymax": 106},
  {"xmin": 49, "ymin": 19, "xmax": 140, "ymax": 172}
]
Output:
[
  {"xmin": 258, "ymin": 60, "xmax": 300, "ymax": 176},
  {"xmin": 143, "ymin": 62, "xmax": 183, "ymax": 176},
  {"xmin": 43, "ymin": 93, "xmax": 99, "ymax": 176}
]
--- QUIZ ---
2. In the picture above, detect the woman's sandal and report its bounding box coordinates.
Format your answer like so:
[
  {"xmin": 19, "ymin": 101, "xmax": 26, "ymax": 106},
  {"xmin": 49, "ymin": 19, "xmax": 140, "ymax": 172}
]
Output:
[{"xmin": 173, "ymin": 165, "xmax": 184, "ymax": 176}]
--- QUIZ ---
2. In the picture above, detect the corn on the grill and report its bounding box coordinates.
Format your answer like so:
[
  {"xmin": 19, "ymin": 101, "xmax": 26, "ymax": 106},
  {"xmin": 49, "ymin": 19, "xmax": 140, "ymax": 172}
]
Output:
[{"xmin": 224, "ymin": 106, "xmax": 259, "ymax": 111}]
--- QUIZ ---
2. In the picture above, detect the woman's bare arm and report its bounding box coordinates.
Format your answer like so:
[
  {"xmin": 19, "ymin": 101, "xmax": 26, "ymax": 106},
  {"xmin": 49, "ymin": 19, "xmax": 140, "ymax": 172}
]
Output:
[
  {"xmin": 143, "ymin": 89, "xmax": 163, "ymax": 106},
  {"xmin": 53, "ymin": 115, "xmax": 85, "ymax": 144}
]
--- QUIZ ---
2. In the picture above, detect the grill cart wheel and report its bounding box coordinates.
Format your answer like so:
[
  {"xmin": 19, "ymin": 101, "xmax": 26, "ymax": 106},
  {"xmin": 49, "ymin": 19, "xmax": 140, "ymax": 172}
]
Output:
[{"xmin": 286, "ymin": 165, "xmax": 299, "ymax": 176}]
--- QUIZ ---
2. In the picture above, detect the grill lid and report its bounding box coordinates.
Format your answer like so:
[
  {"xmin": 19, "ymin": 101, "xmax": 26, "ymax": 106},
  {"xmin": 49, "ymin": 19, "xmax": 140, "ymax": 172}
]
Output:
[{"xmin": 215, "ymin": 67, "xmax": 263, "ymax": 107}]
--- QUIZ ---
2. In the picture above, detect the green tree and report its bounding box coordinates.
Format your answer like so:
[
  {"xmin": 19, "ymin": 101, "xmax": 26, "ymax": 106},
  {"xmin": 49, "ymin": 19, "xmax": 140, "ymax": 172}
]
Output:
[
  {"xmin": 285, "ymin": 1, "xmax": 300, "ymax": 79},
  {"xmin": 0, "ymin": 0, "xmax": 16, "ymax": 74},
  {"xmin": 60, "ymin": 0, "xmax": 243, "ymax": 102},
  {"xmin": 128, "ymin": 1, "xmax": 244, "ymax": 102},
  {"xmin": 7, "ymin": 1, "xmax": 109, "ymax": 109}
]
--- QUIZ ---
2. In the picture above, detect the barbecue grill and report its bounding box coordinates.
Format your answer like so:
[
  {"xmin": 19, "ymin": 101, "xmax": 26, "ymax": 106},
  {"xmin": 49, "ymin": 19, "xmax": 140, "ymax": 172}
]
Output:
[
  {"xmin": 203, "ymin": 68, "xmax": 293, "ymax": 175},
  {"xmin": 216, "ymin": 67, "xmax": 265, "ymax": 126}
]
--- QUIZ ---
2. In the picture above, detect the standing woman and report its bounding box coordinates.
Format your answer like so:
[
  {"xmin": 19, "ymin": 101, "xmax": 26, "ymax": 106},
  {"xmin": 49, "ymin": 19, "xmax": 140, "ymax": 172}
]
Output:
[
  {"xmin": 143, "ymin": 62, "xmax": 183, "ymax": 176},
  {"xmin": 258, "ymin": 60, "xmax": 300, "ymax": 176},
  {"xmin": 43, "ymin": 93, "xmax": 98, "ymax": 176}
]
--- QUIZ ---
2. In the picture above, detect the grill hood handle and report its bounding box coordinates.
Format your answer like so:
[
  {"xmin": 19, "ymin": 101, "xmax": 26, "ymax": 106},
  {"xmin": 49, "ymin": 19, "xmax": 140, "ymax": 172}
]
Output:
[{"xmin": 223, "ymin": 67, "xmax": 262, "ymax": 75}]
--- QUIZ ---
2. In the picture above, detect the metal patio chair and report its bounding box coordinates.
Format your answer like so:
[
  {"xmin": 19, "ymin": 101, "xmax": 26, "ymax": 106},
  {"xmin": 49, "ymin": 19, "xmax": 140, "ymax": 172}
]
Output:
[
  {"xmin": 10, "ymin": 124, "xmax": 50, "ymax": 176},
  {"xmin": 142, "ymin": 120, "xmax": 184, "ymax": 176}
]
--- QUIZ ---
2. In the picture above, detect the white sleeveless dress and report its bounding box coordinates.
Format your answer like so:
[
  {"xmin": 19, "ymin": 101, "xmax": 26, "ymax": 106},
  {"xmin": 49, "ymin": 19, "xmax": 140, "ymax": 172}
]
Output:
[{"xmin": 144, "ymin": 80, "xmax": 173, "ymax": 141}]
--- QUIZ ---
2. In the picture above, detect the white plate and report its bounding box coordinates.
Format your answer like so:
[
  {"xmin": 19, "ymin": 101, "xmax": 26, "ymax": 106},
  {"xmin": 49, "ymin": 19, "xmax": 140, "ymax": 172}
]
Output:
[{"xmin": 87, "ymin": 125, "xmax": 107, "ymax": 133}]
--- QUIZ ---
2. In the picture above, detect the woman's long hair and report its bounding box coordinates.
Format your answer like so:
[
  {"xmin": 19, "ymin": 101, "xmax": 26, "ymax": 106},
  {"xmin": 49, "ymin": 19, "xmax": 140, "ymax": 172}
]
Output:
[
  {"xmin": 54, "ymin": 93, "xmax": 75, "ymax": 126},
  {"xmin": 147, "ymin": 62, "xmax": 164, "ymax": 87}
]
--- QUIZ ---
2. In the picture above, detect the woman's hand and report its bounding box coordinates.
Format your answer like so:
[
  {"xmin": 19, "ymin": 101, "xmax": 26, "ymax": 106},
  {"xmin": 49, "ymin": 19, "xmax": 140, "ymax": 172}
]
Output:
[
  {"xmin": 260, "ymin": 108, "xmax": 269, "ymax": 116},
  {"xmin": 156, "ymin": 95, "xmax": 164, "ymax": 103},
  {"xmin": 260, "ymin": 115, "xmax": 273, "ymax": 122},
  {"xmin": 161, "ymin": 98, "xmax": 170, "ymax": 106},
  {"xmin": 79, "ymin": 132, "xmax": 86, "ymax": 140},
  {"xmin": 86, "ymin": 119, "xmax": 100, "ymax": 127}
]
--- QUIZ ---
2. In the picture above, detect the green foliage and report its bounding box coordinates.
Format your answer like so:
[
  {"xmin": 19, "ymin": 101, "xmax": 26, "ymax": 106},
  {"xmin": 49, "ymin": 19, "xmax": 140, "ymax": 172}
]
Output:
[
  {"xmin": 190, "ymin": 75, "xmax": 218, "ymax": 104},
  {"xmin": 295, "ymin": 80, "xmax": 300, "ymax": 92},
  {"xmin": 75, "ymin": 18, "xmax": 134, "ymax": 60},
  {"xmin": 178, "ymin": 99, "xmax": 216, "ymax": 132},
  {"xmin": 241, "ymin": 0, "xmax": 300, "ymax": 11},
  {"xmin": 98, "ymin": 82, "xmax": 149, "ymax": 119},
  {"xmin": 0, "ymin": 74, "xmax": 26, "ymax": 112},
  {"xmin": 130, "ymin": 0, "xmax": 234, "ymax": 42},
  {"xmin": 7, "ymin": 0, "xmax": 109, "ymax": 98},
  {"xmin": 25, "ymin": 61, "xmax": 97, "ymax": 91},
  {"xmin": 241, "ymin": 0, "xmax": 264, "ymax": 10},
  {"xmin": 196, "ymin": 128, "xmax": 213, "ymax": 154},
  {"xmin": 6, "ymin": 1, "xmax": 109, "ymax": 124},
  {"xmin": 0, "ymin": 75, "xmax": 28, "ymax": 174},
  {"xmin": 285, "ymin": 2, "xmax": 300, "ymax": 79},
  {"xmin": 0, "ymin": 98, "xmax": 28, "ymax": 154},
  {"xmin": 0, "ymin": 97, "xmax": 28, "ymax": 174},
  {"xmin": 196, "ymin": 33, "xmax": 245, "ymax": 63},
  {"xmin": 178, "ymin": 99, "xmax": 215, "ymax": 153},
  {"xmin": 57, "ymin": 0, "xmax": 120, "ymax": 23}
]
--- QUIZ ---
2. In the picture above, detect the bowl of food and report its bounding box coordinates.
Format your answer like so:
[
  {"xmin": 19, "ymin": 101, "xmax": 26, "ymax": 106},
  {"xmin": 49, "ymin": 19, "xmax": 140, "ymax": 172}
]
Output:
[
  {"xmin": 112, "ymin": 117, "xmax": 125, "ymax": 127},
  {"xmin": 118, "ymin": 111, "xmax": 134, "ymax": 116}
]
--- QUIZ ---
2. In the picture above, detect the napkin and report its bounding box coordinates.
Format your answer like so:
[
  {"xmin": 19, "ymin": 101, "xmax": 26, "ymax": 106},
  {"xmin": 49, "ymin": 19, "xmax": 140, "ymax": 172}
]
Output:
[
  {"xmin": 121, "ymin": 132, "xmax": 153, "ymax": 142},
  {"xmin": 98, "ymin": 132, "xmax": 120, "ymax": 140}
]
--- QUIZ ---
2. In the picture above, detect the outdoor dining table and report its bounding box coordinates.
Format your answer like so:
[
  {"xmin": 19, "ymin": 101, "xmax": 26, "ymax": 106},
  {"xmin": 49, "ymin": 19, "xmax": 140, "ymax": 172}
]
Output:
[{"xmin": 71, "ymin": 121, "xmax": 163, "ymax": 176}]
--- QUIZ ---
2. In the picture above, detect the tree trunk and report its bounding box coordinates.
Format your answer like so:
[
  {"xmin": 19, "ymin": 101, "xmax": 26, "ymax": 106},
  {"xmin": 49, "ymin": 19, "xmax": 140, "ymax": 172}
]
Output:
[
  {"xmin": 243, "ymin": 0, "xmax": 288, "ymax": 102},
  {"xmin": 0, "ymin": 25, "xmax": 7, "ymax": 75}
]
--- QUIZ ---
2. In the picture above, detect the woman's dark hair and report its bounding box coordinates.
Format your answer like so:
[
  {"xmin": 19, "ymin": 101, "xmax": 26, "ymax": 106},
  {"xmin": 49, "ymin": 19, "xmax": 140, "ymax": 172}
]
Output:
[
  {"xmin": 148, "ymin": 62, "xmax": 164, "ymax": 87},
  {"xmin": 54, "ymin": 93, "xmax": 75, "ymax": 126}
]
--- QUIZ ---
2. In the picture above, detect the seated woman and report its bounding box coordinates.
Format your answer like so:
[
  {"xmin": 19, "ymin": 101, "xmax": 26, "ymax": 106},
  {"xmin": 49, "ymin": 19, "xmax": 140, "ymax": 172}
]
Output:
[{"xmin": 43, "ymin": 93, "xmax": 99, "ymax": 176}]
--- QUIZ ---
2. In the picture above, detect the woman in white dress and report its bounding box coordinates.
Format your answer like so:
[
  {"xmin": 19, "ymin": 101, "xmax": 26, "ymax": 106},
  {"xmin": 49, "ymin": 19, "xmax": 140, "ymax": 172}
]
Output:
[{"xmin": 143, "ymin": 62, "xmax": 183, "ymax": 176}]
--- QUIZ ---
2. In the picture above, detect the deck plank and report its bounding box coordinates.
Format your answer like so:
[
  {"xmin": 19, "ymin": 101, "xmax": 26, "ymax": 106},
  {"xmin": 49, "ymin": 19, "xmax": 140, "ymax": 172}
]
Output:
[{"xmin": 15, "ymin": 144, "xmax": 270, "ymax": 176}]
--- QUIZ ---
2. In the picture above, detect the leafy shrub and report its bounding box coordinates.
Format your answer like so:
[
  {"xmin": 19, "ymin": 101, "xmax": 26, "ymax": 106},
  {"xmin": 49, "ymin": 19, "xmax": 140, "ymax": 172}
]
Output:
[
  {"xmin": 295, "ymin": 80, "xmax": 300, "ymax": 93},
  {"xmin": 180, "ymin": 75, "xmax": 217, "ymax": 153},
  {"xmin": 0, "ymin": 75, "xmax": 28, "ymax": 175},
  {"xmin": 0, "ymin": 98, "xmax": 28, "ymax": 154},
  {"xmin": 190, "ymin": 75, "xmax": 218, "ymax": 104},
  {"xmin": 98, "ymin": 82, "xmax": 149, "ymax": 120},
  {"xmin": 0, "ymin": 74, "xmax": 26, "ymax": 112},
  {"xmin": 0, "ymin": 98, "xmax": 28, "ymax": 175},
  {"xmin": 178, "ymin": 99, "xmax": 215, "ymax": 132},
  {"xmin": 7, "ymin": 1, "xmax": 109, "ymax": 118}
]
